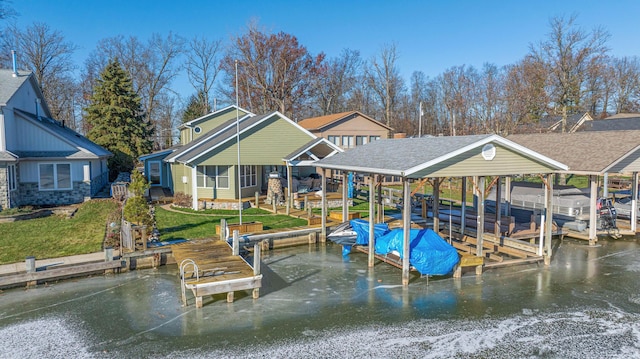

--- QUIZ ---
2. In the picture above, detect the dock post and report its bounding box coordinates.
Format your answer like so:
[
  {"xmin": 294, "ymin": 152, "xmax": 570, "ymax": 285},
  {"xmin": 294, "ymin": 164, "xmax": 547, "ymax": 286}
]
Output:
[
  {"xmin": 461, "ymin": 177, "xmax": 467, "ymax": 235},
  {"xmin": 104, "ymin": 246, "xmax": 113, "ymax": 262},
  {"xmin": 255, "ymin": 191, "xmax": 260, "ymax": 209},
  {"xmin": 632, "ymin": 172, "xmax": 639, "ymax": 233},
  {"xmin": 321, "ymin": 169, "xmax": 327, "ymax": 242},
  {"xmin": 220, "ymin": 218, "xmax": 228, "ymax": 240},
  {"xmin": 232, "ymin": 230, "xmax": 240, "ymax": 256},
  {"xmin": 368, "ymin": 175, "xmax": 376, "ymax": 268},
  {"xmin": 402, "ymin": 178, "xmax": 411, "ymax": 286},
  {"xmin": 544, "ymin": 174, "xmax": 554, "ymax": 264},
  {"xmin": 253, "ymin": 243, "xmax": 261, "ymax": 299},
  {"xmin": 25, "ymin": 256, "xmax": 36, "ymax": 273},
  {"xmin": 588, "ymin": 175, "xmax": 598, "ymax": 246},
  {"xmin": 476, "ymin": 176, "xmax": 485, "ymax": 258}
]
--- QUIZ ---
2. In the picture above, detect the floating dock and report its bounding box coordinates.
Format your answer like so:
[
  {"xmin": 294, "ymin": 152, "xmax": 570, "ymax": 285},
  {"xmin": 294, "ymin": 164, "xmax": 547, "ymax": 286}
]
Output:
[{"xmin": 172, "ymin": 239, "xmax": 261, "ymax": 308}]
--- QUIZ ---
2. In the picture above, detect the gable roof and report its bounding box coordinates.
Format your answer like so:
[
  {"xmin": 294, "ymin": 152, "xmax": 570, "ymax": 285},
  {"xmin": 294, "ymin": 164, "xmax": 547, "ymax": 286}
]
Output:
[
  {"xmin": 0, "ymin": 150, "xmax": 17, "ymax": 162},
  {"xmin": 166, "ymin": 111, "xmax": 316, "ymax": 164},
  {"xmin": 581, "ymin": 115, "xmax": 640, "ymax": 132},
  {"xmin": 0, "ymin": 69, "xmax": 52, "ymax": 117},
  {"xmin": 315, "ymin": 134, "xmax": 566, "ymax": 177},
  {"xmin": 297, "ymin": 111, "xmax": 393, "ymax": 132},
  {"xmin": 283, "ymin": 137, "xmax": 343, "ymax": 163},
  {"xmin": 508, "ymin": 130, "xmax": 640, "ymax": 174},
  {"xmin": 13, "ymin": 109, "xmax": 111, "ymax": 159},
  {"xmin": 178, "ymin": 105, "xmax": 254, "ymax": 129}
]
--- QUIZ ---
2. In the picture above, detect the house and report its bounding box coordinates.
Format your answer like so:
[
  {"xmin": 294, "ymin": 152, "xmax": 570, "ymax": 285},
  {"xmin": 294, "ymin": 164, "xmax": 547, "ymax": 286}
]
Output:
[
  {"xmin": 581, "ymin": 113, "xmax": 640, "ymax": 131},
  {"xmin": 140, "ymin": 105, "xmax": 342, "ymax": 209},
  {"xmin": 516, "ymin": 112, "xmax": 594, "ymax": 134},
  {"xmin": 0, "ymin": 68, "xmax": 111, "ymax": 209},
  {"xmin": 297, "ymin": 111, "xmax": 393, "ymax": 150}
]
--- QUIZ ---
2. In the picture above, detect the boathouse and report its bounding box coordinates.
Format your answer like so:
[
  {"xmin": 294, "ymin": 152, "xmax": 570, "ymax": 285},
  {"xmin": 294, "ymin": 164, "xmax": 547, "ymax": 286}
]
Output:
[{"xmin": 314, "ymin": 134, "xmax": 568, "ymax": 285}]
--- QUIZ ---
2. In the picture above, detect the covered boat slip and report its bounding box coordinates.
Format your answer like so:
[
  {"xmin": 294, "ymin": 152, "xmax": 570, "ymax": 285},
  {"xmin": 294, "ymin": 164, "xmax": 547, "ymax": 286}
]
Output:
[
  {"xmin": 315, "ymin": 134, "xmax": 568, "ymax": 285},
  {"xmin": 508, "ymin": 130, "xmax": 640, "ymax": 244},
  {"xmin": 172, "ymin": 239, "xmax": 262, "ymax": 308}
]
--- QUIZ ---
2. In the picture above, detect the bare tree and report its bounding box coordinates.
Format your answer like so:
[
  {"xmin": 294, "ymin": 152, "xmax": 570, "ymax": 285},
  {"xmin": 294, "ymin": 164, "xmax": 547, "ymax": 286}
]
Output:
[
  {"xmin": 503, "ymin": 56, "xmax": 549, "ymax": 133},
  {"xmin": 186, "ymin": 36, "xmax": 222, "ymax": 112},
  {"xmin": 220, "ymin": 21, "xmax": 324, "ymax": 118},
  {"xmin": 530, "ymin": 14, "xmax": 609, "ymax": 132},
  {"xmin": 366, "ymin": 43, "xmax": 404, "ymax": 128},
  {"xmin": 309, "ymin": 48, "xmax": 362, "ymax": 116},
  {"xmin": 1, "ymin": 22, "xmax": 78, "ymax": 126},
  {"xmin": 610, "ymin": 56, "xmax": 640, "ymax": 114}
]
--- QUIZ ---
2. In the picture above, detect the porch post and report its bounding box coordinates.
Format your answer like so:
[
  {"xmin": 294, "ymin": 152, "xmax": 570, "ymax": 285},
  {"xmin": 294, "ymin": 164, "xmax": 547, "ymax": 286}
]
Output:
[
  {"xmin": 632, "ymin": 172, "xmax": 638, "ymax": 233},
  {"xmin": 433, "ymin": 178, "xmax": 440, "ymax": 231},
  {"xmin": 286, "ymin": 163, "xmax": 292, "ymax": 216},
  {"xmin": 544, "ymin": 173, "xmax": 554, "ymax": 265},
  {"xmin": 377, "ymin": 175, "xmax": 383, "ymax": 223},
  {"xmin": 588, "ymin": 175, "xmax": 598, "ymax": 246},
  {"xmin": 505, "ymin": 176, "xmax": 512, "ymax": 216},
  {"xmin": 402, "ymin": 177, "xmax": 411, "ymax": 286},
  {"xmin": 368, "ymin": 175, "xmax": 376, "ymax": 268},
  {"xmin": 476, "ymin": 176, "xmax": 485, "ymax": 257},
  {"xmin": 191, "ymin": 166, "xmax": 198, "ymax": 210}
]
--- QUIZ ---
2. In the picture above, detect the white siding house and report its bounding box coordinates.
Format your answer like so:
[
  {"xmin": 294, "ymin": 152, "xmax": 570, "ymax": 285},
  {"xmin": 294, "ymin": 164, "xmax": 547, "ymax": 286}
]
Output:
[{"xmin": 0, "ymin": 68, "xmax": 111, "ymax": 209}]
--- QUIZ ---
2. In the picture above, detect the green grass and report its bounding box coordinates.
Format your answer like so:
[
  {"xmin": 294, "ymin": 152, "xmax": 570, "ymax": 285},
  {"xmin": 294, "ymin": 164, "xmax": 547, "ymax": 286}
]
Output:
[
  {"xmin": 0, "ymin": 199, "xmax": 120, "ymax": 264},
  {"xmin": 168, "ymin": 206, "xmax": 270, "ymax": 215},
  {"xmin": 155, "ymin": 206, "xmax": 307, "ymax": 241}
]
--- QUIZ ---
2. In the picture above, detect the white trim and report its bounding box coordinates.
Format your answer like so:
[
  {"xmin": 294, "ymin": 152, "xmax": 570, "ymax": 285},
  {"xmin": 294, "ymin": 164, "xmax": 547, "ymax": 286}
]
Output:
[
  {"xmin": 7, "ymin": 164, "xmax": 16, "ymax": 191},
  {"xmin": 139, "ymin": 148, "xmax": 174, "ymax": 161}
]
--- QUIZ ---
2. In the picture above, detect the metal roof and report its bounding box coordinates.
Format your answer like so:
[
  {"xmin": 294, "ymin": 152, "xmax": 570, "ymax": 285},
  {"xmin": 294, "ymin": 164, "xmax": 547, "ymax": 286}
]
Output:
[{"xmin": 315, "ymin": 134, "xmax": 567, "ymax": 177}]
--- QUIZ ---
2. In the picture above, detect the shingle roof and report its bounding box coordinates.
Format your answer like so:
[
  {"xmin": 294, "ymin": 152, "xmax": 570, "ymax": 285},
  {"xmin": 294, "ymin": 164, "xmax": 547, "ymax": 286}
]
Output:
[
  {"xmin": 0, "ymin": 69, "xmax": 31, "ymax": 106},
  {"xmin": 582, "ymin": 117, "xmax": 640, "ymax": 131},
  {"xmin": 178, "ymin": 105, "xmax": 254, "ymax": 129},
  {"xmin": 315, "ymin": 134, "xmax": 566, "ymax": 177},
  {"xmin": 283, "ymin": 137, "xmax": 342, "ymax": 162},
  {"xmin": 0, "ymin": 151, "xmax": 17, "ymax": 162},
  {"xmin": 14, "ymin": 109, "xmax": 111, "ymax": 159},
  {"xmin": 297, "ymin": 111, "xmax": 393, "ymax": 131},
  {"xmin": 508, "ymin": 130, "xmax": 640, "ymax": 173}
]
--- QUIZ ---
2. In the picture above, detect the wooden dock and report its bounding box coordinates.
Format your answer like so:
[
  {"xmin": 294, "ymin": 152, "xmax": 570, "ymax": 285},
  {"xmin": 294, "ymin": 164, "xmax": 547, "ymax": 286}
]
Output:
[{"xmin": 171, "ymin": 239, "xmax": 262, "ymax": 308}]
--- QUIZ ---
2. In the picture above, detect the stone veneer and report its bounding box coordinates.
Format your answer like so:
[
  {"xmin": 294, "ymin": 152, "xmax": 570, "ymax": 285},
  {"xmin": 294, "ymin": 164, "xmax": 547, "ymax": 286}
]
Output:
[
  {"xmin": 18, "ymin": 181, "xmax": 92, "ymax": 207},
  {"xmin": 198, "ymin": 199, "xmax": 251, "ymax": 210},
  {"xmin": 0, "ymin": 166, "xmax": 7, "ymax": 210}
]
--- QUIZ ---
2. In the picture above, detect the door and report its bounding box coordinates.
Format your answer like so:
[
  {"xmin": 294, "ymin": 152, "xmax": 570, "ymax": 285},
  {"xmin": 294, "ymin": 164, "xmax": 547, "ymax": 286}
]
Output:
[{"xmin": 149, "ymin": 161, "xmax": 161, "ymax": 186}]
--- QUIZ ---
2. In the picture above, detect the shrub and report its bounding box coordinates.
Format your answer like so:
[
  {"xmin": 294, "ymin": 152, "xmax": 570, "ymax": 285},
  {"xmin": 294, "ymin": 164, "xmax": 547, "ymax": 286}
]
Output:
[{"xmin": 173, "ymin": 192, "xmax": 192, "ymax": 207}]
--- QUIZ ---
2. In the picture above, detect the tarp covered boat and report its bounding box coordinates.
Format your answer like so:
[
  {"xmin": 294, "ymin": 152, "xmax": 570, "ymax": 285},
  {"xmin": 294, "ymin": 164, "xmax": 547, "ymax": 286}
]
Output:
[
  {"xmin": 327, "ymin": 219, "xmax": 390, "ymax": 246},
  {"xmin": 375, "ymin": 228, "xmax": 459, "ymax": 276}
]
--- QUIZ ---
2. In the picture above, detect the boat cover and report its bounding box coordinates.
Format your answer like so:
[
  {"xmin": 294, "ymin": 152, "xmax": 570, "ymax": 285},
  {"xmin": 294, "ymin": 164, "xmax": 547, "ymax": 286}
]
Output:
[
  {"xmin": 349, "ymin": 219, "xmax": 390, "ymax": 245},
  {"xmin": 375, "ymin": 228, "xmax": 460, "ymax": 275}
]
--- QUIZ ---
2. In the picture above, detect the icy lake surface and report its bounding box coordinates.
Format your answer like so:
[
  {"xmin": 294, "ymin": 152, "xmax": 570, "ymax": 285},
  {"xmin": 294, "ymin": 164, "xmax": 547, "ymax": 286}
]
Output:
[{"xmin": 2, "ymin": 238, "xmax": 640, "ymax": 358}]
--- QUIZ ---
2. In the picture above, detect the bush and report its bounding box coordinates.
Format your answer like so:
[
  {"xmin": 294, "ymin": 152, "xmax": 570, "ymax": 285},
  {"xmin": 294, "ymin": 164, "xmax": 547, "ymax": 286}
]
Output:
[
  {"xmin": 173, "ymin": 192, "xmax": 192, "ymax": 207},
  {"xmin": 123, "ymin": 196, "xmax": 153, "ymax": 227}
]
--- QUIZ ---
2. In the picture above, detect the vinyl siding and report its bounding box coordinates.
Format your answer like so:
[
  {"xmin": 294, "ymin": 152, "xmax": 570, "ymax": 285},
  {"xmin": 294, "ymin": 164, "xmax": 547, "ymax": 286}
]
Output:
[
  {"xmin": 608, "ymin": 151, "xmax": 640, "ymax": 174},
  {"xmin": 191, "ymin": 108, "xmax": 251, "ymax": 141},
  {"xmin": 171, "ymin": 163, "xmax": 193, "ymax": 196},
  {"xmin": 411, "ymin": 145, "xmax": 555, "ymax": 178}
]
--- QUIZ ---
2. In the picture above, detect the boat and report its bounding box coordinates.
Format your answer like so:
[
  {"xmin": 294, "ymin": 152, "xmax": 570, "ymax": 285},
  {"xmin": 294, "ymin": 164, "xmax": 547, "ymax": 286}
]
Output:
[
  {"xmin": 327, "ymin": 219, "xmax": 390, "ymax": 246},
  {"xmin": 326, "ymin": 221, "xmax": 358, "ymax": 246},
  {"xmin": 374, "ymin": 228, "xmax": 460, "ymax": 276}
]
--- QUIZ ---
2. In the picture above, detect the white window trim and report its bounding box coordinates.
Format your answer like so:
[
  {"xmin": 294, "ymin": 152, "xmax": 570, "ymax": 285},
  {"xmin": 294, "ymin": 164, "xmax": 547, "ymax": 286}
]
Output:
[
  {"xmin": 196, "ymin": 165, "xmax": 230, "ymax": 189},
  {"xmin": 7, "ymin": 164, "xmax": 16, "ymax": 191},
  {"xmin": 38, "ymin": 162, "xmax": 72, "ymax": 191}
]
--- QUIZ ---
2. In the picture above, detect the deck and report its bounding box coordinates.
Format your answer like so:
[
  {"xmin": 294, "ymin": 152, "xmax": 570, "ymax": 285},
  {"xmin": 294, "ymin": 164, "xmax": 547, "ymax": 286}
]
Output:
[{"xmin": 171, "ymin": 239, "xmax": 261, "ymax": 308}]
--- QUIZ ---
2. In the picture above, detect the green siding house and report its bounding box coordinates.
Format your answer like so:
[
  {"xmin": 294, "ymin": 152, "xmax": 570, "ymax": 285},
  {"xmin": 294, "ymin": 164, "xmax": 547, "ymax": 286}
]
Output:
[{"xmin": 140, "ymin": 105, "xmax": 341, "ymax": 209}]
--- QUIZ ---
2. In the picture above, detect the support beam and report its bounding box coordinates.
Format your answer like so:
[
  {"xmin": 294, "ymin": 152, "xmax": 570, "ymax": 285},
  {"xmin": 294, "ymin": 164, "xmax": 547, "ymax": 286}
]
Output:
[
  {"xmin": 433, "ymin": 178, "xmax": 440, "ymax": 231},
  {"xmin": 544, "ymin": 174, "xmax": 554, "ymax": 265},
  {"xmin": 494, "ymin": 176, "xmax": 502, "ymax": 238},
  {"xmin": 286, "ymin": 164, "xmax": 292, "ymax": 215},
  {"xmin": 377, "ymin": 176, "xmax": 383, "ymax": 223},
  {"xmin": 588, "ymin": 175, "xmax": 598, "ymax": 245},
  {"xmin": 321, "ymin": 169, "xmax": 327, "ymax": 241},
  {"xmin": 342, "ymin": 172, "xmax": 348, "ymax": 222},
  {"xmin": 461, "ymin": 177, "xmax": 467, "ymax": 235},
  {"xmin": 505, "ymin": 176, "xmax": 512, "ymax": 216},
  {"xmin": 402, "ymin": 177, "xmax": 411, "ymax": 286},
  {"xmin": 476, "ymin": 176, "xmax": 485, "ymax": 257},
  {"xmin": 632, "ymin": 172, "xmax": 638, "ymax": 233},
  {"xmin": 368, "ymin": 175, "xmax": 376, "ymax": 268}
]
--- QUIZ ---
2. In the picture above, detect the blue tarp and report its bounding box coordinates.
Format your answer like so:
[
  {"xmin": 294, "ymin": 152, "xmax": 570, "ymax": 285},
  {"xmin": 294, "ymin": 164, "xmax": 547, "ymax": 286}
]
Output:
[
  {"xmin": 374, "ymin": 228, "xmax": 460, "ymax": 276},
  {"xmin": 349, "ymin": 219, "xmax": 390, "ymax": 245}
]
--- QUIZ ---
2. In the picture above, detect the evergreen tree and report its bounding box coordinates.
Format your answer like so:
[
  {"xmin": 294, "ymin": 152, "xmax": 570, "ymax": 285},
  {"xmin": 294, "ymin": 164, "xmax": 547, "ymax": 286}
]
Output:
[
  {"xmin": 84, "ymin": 58, "xmax": 154, "ymax": 179},
  {"xmin": 181, "ymin": 90, "xmax": 211, "ymax": 123}
]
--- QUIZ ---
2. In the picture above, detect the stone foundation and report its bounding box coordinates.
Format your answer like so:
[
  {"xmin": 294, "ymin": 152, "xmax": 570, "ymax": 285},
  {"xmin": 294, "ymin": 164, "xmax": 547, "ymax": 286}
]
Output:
[
  {"xmin": 0, "ymin": 166, "xmax": 7, "ymax": 210},
  {"xmin": 198, "ymin": 199, "xmax": 251, "ymax": 210}
]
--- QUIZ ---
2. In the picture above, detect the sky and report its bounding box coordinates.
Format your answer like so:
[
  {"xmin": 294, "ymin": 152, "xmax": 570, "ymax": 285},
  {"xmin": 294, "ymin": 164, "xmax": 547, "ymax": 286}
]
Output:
[{"xmin": 10, "ymin": 0, "xmax": 640, "ymax": 105}]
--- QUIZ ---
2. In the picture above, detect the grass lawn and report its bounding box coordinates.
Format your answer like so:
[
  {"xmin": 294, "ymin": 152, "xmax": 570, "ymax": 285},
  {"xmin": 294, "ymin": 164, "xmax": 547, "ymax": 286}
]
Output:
[
  {"xmin": 0, "ymin": 199, "xmax": 120, "ymax": 265},
  {"xmin": 155, "ymin": 206, "xmax": 307, "ymax": 241}
]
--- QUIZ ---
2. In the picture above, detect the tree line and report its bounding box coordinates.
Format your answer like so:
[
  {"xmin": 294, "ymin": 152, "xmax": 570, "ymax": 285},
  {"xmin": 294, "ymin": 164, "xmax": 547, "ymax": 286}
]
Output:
[{"xmin": 2, "ymin": 11, "xmax": 640, "ymax": 156}]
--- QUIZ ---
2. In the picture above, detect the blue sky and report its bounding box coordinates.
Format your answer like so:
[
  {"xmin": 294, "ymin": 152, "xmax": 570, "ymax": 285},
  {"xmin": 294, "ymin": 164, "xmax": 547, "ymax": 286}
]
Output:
[{"xmin": 10, "ymin": 0, "xmax": 640, "ymax": 101}]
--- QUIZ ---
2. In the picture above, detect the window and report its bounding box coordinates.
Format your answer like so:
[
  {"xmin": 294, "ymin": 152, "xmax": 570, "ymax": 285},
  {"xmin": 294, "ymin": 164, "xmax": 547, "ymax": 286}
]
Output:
[
  {"xmin": 327, "ymin": 135, "xmax": 339, "ymax": 145},
  {"xmin": 149, "ymin": 161, "xmax": 161, "ymax": 185},
  {"xmin": 196, "ymin": 165, "xmax": 229, "ymax": 188},
  {"xmin": 7, "ymin": 164, "xmax": 16, "ymax": 191},
  {"xmin": 216, "ymin": 166, "xmax": 229, "ymax": 188},
  {"xmin": 369, "ymin": 135, "xmax": 381, "ymax": 142},
  {"xmin": 356, "ymin": 136, "xmax": 368, "ymax": 146},
  {"xmin": 194, "ymin": 126, "xmax": 202, "ymax": 134},
  {"xmin": 240, "ymin": 165, "xmax": 257, "ymax": 188},
  {"xmin": 39, "ymin": 163, "xmax": 72, "ymax": 190},
  {"xmin": 196, "ymin": 165, "xmax": 216, "ymax": 188},
  {"xmin": 341, "ymin": 135, "xmax": 354, "ymax": 148}
]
